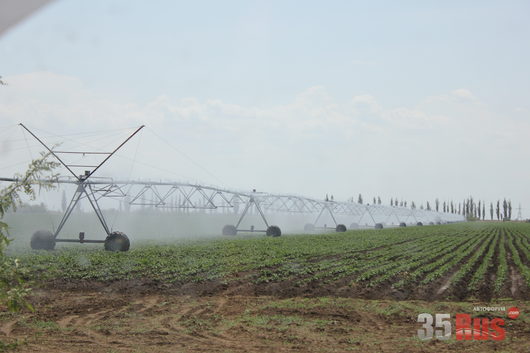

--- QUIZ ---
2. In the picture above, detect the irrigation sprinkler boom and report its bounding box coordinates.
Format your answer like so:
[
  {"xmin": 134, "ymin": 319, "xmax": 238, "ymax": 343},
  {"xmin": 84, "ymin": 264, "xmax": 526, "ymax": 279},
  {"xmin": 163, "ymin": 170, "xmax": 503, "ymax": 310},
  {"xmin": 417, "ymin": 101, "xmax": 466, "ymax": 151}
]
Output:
[
  {"xmin": 1, "ymin": 124, "xmax": 464, "ymax": 251},
  {"xmin": 14, "ymin": 123, "xmax": 145, "ymax": 251}
]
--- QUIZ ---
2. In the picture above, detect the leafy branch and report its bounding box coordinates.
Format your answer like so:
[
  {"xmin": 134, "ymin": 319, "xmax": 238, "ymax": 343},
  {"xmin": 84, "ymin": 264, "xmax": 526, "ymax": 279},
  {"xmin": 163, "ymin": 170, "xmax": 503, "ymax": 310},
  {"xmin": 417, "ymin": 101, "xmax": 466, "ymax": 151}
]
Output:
[{"xmin": 0, "ymin": 151, "xmax": 59, "ymax": 311}]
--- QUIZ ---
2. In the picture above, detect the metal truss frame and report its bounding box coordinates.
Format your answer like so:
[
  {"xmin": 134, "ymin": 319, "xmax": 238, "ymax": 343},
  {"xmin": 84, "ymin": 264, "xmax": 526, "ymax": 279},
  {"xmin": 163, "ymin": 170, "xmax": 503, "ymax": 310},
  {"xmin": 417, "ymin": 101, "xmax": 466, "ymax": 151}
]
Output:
[
  {"xmin": 14, "ymin": 123, "xmax": 145, "ymax": 244},
  {"xmin": 0, "ymin": 124, "xmax": 465, "ymax": 246}
]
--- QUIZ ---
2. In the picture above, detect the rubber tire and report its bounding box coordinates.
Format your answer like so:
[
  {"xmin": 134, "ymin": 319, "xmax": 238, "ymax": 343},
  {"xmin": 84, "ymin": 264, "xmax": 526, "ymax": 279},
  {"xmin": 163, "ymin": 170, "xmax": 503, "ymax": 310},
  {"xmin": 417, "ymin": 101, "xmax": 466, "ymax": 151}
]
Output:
[
  {"xmin": 266, "ymin": 225, "xmax": 281, "ymax": 237},
  {"xmin": 30, "ymin": 230, "xmax": 55, "ymax": 250},
  {"xmin": 104, "ymin": 231, "xmax": 130, "ymax": 252},
  {"xmin": 349, "ymin": 223, "xmax": 359, "ymax": 229},
  {"xmin": 375, "ymin": 223, "xmax": 384, "ymax": 229},
  {"xmin": 304, "ymin": 223, "xmax": 315, "ymax": 232},
  {"xmin": 336, "ymin": 224, "xmax": 347, "ymax": 232},
  {"xmin": 222, "ymin": 225, "xmax": 237, "ymax": 236},
  {"xmin": 416, "ymin": 222, "xmax": 423, "ymax": 226},
  {"xmin": 399, "ymin": 222, "xmax": 407, "ymax": 227}
]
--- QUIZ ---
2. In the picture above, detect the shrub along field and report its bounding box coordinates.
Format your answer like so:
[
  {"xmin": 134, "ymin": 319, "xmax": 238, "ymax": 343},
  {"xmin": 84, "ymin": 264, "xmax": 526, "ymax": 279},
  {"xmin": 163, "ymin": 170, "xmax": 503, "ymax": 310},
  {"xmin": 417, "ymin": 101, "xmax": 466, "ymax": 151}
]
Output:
[{"xmin": 13, "ymin": 222, "xmax": 530, "ymax": 301}]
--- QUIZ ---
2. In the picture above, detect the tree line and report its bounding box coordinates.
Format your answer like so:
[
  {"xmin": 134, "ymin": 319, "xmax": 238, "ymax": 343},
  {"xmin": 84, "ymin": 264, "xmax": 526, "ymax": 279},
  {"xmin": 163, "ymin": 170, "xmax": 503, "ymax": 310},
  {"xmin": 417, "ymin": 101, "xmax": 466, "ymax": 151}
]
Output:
[{"xmin": 348, "ymin": 194, "xmax": 514, "ymax": 221}]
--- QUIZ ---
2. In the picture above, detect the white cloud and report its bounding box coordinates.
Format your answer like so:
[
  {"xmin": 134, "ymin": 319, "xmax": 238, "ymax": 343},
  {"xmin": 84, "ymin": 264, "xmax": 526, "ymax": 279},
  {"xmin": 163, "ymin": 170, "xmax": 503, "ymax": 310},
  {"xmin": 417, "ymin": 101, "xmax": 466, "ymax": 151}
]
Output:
[
  {"xmin": 2, "ymin": 72, "xmax": 530, "ymax": 210},
  {"xmin": 451, "ymin": 88, "xmax": 477, "ymax": 101},
  {"xmin": 0, "ymin": 72, "xmax": 459, "ymax": 136},
  {"xmin": 424, "ymin": 88, "xmax": 479, "ymax": 107}
]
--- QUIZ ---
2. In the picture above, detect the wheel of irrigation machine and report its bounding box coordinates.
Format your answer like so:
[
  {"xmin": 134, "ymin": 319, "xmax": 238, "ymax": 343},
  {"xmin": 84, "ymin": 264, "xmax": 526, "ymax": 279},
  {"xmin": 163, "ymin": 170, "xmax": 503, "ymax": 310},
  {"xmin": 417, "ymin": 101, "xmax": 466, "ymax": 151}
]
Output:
[
  {"xmin": 374, "ymin": 223, "xmax": 384, "ymax": 229},
  {"xmin": 416, "ymin": 222, "xmax": 423, "ymax": 226},
  {"xmin": 266, "ymin": 225, "xmax": 282, "ymax": 237},
  {"xmin": 335, "ymin": 224, "xmax": 347, "ymax": 232},
  {"xmin": 303, "ymin": 223, "xmax": 315, "ymax": 232},
  {"xmin": 349, "ymin": 223, "xmax": 359, "ymax": 230},
  {"xmin": 399, "ymin": 222, "xmax": 407, "ymax": 227},
  {"xmin": 30, "ymin": 230, "xmax": 56, "ymax": 250},
  {"xmin": 104, "ymin": 231, "xmax": 130, "ymax": 252},
  {"xmin": 222, "ymin": 224, "xmax": 237, "ymax": 236}
]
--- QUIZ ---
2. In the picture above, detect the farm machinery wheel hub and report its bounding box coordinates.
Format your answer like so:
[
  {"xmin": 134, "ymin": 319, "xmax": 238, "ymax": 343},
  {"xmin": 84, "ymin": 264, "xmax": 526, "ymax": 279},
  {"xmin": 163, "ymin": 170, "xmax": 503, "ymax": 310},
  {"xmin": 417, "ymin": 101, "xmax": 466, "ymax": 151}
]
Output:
[
  {"xmin": 104, "ymin": 231, "xmax": 130, "ymax": 252},
  {"xmin": 30, "ymin": 230, "xmax": 56, "ymax": 250}
]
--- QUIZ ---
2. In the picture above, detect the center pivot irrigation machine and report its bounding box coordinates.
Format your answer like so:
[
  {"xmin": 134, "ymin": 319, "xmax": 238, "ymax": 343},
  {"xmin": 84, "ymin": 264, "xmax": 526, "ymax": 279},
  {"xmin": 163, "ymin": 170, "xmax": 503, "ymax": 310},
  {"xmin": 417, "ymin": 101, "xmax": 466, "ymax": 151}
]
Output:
[{"xmin": 1, "ymin": 124, "xmax": 464, "ymax": 251}]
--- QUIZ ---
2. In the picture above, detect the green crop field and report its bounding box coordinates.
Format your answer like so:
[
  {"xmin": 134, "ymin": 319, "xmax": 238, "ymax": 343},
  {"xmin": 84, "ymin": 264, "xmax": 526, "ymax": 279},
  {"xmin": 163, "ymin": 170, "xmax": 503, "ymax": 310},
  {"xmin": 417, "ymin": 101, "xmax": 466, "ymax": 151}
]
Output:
[{"xmin": 12, "ymin": 222, "xmax": 530, "ymax": 301}]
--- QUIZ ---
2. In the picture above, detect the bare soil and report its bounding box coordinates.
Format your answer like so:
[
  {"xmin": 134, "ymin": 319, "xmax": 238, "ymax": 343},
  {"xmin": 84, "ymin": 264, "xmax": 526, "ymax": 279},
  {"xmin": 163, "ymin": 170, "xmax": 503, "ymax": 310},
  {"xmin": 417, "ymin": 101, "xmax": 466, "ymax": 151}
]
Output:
[{"xmin": 1, "ymin": 288, "xmax": 528, "ymax": 353}]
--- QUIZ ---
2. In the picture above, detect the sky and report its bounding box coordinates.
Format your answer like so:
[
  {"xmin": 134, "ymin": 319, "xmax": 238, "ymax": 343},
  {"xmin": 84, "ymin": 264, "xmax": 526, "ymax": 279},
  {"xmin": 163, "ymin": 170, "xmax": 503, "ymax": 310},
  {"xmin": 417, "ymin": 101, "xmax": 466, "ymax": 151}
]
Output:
[{"xmin": 1, "ymin": 0, "xmax": 530, "ymax": 217}]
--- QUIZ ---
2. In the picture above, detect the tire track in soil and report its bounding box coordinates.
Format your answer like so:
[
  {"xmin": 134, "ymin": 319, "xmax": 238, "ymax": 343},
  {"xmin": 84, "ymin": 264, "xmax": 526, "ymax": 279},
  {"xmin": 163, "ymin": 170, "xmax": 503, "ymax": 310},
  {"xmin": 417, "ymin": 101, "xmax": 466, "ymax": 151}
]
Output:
[
  {"xmin": 306, "ymin": 235, "xmax": 452, "ymax": 295},
  {"xmin": 152, "ymin": 296, "xmax": 248, "ymax": 351},
  {"xmin": 0, "ymin": 319, "xmax": 18, "ymax": 336},
  {"xmin": 495, "ymin": 231, "xmax": 510, "ymax": 298},
  {"xmin": 431, "ymin": 233, "xmax": 490, "ymax": 297},
  {"xmin": 364, "ymin": 232, "xmax": 486, "ymax": 301},
  {"xmin": 505, "ymin": 231, "xmax": 527, "ymax": 299},
  {"xmin": 257, "ymin": 236, "xmax": 434, "ymax": 288},
  {"xmin": 132, "ymin": 295, "xmax": 160, "ymax": 313},
  {"xmin": 55, "ymin": 304, "xmax": 132, "ymax": 348},
  {"xmin": 444, "ymin": 232, "xmax": 497, "ymax": 300},
  {"xmin": 509, "ymin": 265, "xmax": 523, "ymax": 297},
  {"xmin": 431, "ymin": 232, "xmax": 494, "ymax": 300},
  {"xmin": 512, "ymin": 230, "xmax": 530, "ymax": 266},
  {"xmin": 356, "ymin": 235, "xmax": 479, "ymax": 300},
  {"xmin": 284, "ymin": 234, "xmax": 454, "ymax": 300},
  {"xmin": 51, "ymin": 295, "xmax": 235, "ymax": 351},
  {"xmin": 435, "ymin": 270, "xmax": 464, "ymax": 296},
  {"xmin": 477, "ymin": 229, "xmax": 500, "ymax": 301}
]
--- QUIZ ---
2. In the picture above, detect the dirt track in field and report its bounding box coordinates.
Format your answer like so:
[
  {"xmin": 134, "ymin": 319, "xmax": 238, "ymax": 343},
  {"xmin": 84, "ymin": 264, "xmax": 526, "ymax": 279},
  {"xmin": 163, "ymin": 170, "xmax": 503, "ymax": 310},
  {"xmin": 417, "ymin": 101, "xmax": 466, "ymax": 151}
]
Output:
[{"xmin": 1, "ymin": 289, "xmax": 529, "ymax": 353}]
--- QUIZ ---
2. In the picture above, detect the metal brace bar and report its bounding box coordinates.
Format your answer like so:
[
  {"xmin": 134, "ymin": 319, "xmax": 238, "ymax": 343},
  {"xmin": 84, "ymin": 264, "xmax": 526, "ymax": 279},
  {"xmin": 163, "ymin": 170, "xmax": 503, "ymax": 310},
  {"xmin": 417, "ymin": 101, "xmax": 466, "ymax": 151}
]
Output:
[
  {"xmin": 84, "ymin": 184, "xmax": 110, "ymax": 235},
  {"xmin": 53, "ymin": 185, "xmax": 84, "ymax": 238}
]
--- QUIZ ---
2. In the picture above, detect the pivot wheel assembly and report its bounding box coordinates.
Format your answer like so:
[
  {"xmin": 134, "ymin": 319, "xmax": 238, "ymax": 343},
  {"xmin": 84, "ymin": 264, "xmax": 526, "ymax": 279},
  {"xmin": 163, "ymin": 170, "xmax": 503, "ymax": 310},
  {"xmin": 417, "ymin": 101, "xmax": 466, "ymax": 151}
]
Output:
[
  {"xmin": 304, "ymin": 223, "xmax": 315, "ymax": 232},
  {"xmin": 104, "ymin": 231, "xmax": 130, "ymax": 252},
  {"xmin": 222, "ymin": 224, "xmax": 237, "ymax": 236},
  {"xmin": 266, "ymin": 225, "xmax": 281, "ymax": 237},
  {"xmin": 335, "ymin": 224, "xmax": 347, "ymax": 232},
  {"xmin": 30, "ymin": 230, "xmax": 56, "ymax": 250},
  {"xmin": 349, "ymin": 223, "xmax": 359, "ymax": 229}
]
